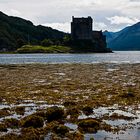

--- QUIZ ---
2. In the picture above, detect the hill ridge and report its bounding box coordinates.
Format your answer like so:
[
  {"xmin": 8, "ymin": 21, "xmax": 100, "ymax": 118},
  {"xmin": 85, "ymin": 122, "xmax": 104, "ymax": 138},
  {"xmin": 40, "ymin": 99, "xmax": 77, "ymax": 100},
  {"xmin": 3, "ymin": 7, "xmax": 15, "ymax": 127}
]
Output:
[
  {"xmin": 104, "ymin": 22, "xmax": 140, "ymax": 50},
  {"xmin": 0, "ymin": 11, "xmax": 66, "ymax": 51}
]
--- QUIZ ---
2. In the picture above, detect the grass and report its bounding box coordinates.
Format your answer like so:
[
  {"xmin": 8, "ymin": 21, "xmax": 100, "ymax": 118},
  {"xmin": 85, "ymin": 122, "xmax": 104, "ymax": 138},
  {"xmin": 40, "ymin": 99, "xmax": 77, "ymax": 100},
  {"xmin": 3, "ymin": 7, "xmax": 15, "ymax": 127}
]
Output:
[{"xmin": 16, "ymin": 45, "xmax": 71, "ymax": 53}]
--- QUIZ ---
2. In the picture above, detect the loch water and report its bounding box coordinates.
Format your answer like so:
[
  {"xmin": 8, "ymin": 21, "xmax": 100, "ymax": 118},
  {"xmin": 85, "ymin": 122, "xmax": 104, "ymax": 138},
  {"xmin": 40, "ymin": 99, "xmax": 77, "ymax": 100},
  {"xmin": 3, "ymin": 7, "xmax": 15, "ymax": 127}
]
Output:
[{"xmin": 0, "ymin": 51, "xmax": 140, "ymax": 64}]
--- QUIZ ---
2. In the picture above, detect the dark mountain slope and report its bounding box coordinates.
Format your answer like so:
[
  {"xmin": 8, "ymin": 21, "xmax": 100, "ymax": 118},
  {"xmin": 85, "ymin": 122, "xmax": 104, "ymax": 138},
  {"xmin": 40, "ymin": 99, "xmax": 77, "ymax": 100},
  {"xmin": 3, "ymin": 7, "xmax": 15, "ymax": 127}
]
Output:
[
  {"xmin": 0, "ymin": 11, "xmax": 66, "ymax": 51},
  {"xmin": 105, "ymin": 23, "xmax": 140, "ymax": 50}
]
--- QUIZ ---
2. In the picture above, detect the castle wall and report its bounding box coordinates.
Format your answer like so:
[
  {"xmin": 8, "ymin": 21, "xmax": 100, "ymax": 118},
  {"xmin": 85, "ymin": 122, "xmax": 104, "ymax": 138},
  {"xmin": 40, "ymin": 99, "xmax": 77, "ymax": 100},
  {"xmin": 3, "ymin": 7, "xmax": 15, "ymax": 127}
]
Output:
[
  {"xmin": 92, "ymin": 31, "xmax": 107, "ymax": 48},
  {"xmin": 71, "ymin": 16, "xmax": 93, "ymax": 40}
]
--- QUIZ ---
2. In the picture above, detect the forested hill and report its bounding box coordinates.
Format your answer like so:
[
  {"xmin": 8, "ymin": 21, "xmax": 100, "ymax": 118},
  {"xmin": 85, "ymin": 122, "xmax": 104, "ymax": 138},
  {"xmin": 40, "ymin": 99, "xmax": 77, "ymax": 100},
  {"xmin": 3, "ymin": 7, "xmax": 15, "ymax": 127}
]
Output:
[{"xmin": 0, "ymin": 11, "xmax": 66, "ymax": 51}]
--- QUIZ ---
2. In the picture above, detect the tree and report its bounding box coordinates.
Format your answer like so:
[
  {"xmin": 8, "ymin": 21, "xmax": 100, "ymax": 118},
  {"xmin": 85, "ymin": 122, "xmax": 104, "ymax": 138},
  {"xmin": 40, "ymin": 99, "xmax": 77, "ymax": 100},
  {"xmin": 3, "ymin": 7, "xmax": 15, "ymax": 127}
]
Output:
[
  {"xmin": 17, "ymin": 38, "xmax": 26, "ymax": 48},
  {"xmin": 41, "ymin": 39, "xmax": 53, "ymax": 47},
  {"xmin": 63, "ymin": 35, "xmax": 71, "ymax": 45}
]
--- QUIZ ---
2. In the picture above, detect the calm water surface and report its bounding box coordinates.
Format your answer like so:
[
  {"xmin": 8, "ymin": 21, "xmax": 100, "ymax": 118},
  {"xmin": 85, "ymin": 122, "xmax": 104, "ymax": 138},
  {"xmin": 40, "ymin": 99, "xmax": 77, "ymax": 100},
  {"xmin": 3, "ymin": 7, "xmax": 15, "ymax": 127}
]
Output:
[{"xmin": 0, "ymin": 51, "xmax": 140, "ymax": 64}]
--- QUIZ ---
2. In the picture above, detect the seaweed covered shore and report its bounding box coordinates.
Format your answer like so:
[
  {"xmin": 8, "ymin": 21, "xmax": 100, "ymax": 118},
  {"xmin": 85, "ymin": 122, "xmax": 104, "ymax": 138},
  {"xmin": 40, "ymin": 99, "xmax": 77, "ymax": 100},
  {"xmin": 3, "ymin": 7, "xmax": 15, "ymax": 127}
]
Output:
[{"xmin": 0, "ymin": 63, "xmax": 140, "ymax": 140}]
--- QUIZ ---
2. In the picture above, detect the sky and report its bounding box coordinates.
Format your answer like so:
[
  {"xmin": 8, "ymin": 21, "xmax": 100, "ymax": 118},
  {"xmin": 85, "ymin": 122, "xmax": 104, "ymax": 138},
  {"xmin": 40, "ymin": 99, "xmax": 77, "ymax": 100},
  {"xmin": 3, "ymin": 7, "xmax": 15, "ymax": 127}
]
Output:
[{"xmin": 0, "ymin": 0, "xmax": 140, "ymax": 33}]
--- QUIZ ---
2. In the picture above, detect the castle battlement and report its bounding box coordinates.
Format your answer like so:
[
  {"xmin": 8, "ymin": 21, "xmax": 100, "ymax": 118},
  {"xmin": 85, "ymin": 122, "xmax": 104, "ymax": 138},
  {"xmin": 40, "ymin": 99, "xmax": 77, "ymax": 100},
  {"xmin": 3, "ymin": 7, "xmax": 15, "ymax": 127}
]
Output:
[{"xmin": 72, "ymin": 16, "xmax": 93, "ymax": 24}]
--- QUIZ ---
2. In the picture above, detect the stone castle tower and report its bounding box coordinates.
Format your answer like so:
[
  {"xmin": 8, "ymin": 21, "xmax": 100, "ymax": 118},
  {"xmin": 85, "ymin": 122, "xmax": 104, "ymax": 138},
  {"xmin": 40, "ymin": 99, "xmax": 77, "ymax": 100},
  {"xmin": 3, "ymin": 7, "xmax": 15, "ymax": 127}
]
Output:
[
  {"xmin": 71, "ymin": 16, "xmax": 93, "ymax": 40},
  {"xmin": 71, "ymin": 16, "xmax": 112, "ymax": 52}
]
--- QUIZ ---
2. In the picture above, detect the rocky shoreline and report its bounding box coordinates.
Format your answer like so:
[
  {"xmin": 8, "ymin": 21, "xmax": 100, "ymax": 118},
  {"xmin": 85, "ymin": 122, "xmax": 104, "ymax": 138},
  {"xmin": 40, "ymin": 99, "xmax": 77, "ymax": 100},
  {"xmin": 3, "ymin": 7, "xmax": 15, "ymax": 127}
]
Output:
[{"xmin": 0, "ymin": 63, "xmax": 140, "ymax": 140}]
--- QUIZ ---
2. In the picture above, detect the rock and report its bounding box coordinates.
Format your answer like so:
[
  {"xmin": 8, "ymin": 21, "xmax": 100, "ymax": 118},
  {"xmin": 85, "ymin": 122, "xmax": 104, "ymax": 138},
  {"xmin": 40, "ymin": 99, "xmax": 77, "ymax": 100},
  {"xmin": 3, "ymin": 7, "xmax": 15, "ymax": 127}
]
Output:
[
  {"xmin": 4, "ymin": 118, "xmax": 19, "ymax": 129},
  {"xmin": 78, "ymin": 119, "xmax": 100, "ymax": 133},
  {"xmin": 21, "ymin": 115, "xmax": 44, "ymax": 128},
  {"xmin": 46, "ymin": 106, "xmax": 65, "ymax": 122},
  {"xmin": 53, "ymin": 124, "xmax": 69, "ymax": 135},
  {"xmin": 0, "ymin": 123, "xmax": 7, "ymax": 132},
  {"xmin": 82, "ymin": 106, "xmax": 93, "ymax": 115}
]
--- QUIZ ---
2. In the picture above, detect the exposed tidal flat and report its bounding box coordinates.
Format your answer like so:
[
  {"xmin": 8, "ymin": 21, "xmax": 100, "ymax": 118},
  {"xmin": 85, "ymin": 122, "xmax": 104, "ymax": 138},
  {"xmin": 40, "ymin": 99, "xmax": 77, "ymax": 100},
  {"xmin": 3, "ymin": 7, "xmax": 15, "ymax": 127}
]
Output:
[{"xmin": 0, "ymin": 63, "xmax": 140, "ymax": 140}]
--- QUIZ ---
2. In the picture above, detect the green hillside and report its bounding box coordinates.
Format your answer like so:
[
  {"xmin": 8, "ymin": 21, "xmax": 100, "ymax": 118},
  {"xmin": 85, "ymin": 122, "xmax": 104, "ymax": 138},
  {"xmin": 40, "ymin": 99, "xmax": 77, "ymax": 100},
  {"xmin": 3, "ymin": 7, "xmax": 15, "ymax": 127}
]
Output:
[{"xmin": 0, "ymin": 11, "xmax": 66, "ymax": 51}]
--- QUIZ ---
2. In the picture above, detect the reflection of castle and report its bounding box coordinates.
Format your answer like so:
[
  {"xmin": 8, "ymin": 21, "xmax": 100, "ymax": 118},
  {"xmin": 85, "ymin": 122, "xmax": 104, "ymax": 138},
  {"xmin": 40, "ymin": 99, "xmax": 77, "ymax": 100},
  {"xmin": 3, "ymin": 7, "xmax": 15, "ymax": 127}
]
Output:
[{"xmin": 71, "ymin": 16, "xmax": 109, "ymax": 50}]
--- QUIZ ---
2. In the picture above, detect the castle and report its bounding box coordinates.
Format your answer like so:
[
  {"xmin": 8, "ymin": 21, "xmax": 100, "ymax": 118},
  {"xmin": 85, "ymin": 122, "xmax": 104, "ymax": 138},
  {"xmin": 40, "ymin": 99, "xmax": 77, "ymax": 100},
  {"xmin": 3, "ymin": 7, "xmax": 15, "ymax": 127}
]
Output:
[
  {"xmin": 71, "ymin": 16, "xmax": 93, "ymax": 40},
  {"xmin": 71, "ymin": 16, "xmax": 111, "ymax": 52}
]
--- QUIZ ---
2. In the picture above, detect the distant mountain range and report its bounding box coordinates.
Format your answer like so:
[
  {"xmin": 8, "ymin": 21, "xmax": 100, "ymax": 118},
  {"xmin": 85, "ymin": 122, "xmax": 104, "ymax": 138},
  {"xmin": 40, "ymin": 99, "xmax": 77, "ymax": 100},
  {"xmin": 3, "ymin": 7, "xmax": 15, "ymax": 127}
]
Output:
[
  {"xmin": 0, "ymin": 11, "xmax": 66, "ymax": 51},
  {"xmin": 104, "ymin": 22, "xmax": 140, "ymax": 51}
]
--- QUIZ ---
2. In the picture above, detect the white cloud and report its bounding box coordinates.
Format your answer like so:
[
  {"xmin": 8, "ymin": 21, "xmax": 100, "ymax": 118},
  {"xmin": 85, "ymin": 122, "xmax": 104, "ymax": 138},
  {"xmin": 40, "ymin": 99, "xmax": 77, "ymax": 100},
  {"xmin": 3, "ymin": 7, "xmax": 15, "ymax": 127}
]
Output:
[
  {"xmin": 43, "ymin": 21, "xmax": 107, "ymax": 33},
  {"xmin": 43, "ymin": 22, "xmax": 70, "ymax": 33},
  {"xmin": 117, "ymin": 0, "xmax": 140, "ymax": 16},
  {"xmin": 0, "ymin": 0, "xmax": 140, "ymax": 32},
  {"xmin": 107, "ymin": 16, "xmax": 139, "ymax": 25},
  {"xmin": 94, "ymin": 22, "xmax": 107, "ymax": 31},
  {"xmin": 10, "ymin": 9, "xmax": 21, "ymax": 16}
]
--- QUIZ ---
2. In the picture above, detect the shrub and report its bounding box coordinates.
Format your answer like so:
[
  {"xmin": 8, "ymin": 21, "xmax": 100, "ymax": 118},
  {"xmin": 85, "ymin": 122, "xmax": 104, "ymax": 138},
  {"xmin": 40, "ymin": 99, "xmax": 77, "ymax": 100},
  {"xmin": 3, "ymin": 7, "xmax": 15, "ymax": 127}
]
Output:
[
  {"xmin": 63, "ymin": 35, "xmax": 71, "ymax": 46},
  {"xmin": 41, "ymin": 39, "xmax": 53, "ymax": 47},
  {"xmin": 17, "ymin": 38, "xmax": 26, "ymax": 48}
]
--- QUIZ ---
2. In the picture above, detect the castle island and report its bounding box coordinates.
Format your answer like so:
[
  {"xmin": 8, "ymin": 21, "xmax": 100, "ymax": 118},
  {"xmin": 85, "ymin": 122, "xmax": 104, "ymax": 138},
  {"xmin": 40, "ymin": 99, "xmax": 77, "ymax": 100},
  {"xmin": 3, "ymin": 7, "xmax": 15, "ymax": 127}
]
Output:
[
  {"xmin": 0, "ymin": 11, "xmax": 112, "ymax": 53},
  {"xmin": 71, "ymin": 16, "xmax": 112, "ymax": 53}
]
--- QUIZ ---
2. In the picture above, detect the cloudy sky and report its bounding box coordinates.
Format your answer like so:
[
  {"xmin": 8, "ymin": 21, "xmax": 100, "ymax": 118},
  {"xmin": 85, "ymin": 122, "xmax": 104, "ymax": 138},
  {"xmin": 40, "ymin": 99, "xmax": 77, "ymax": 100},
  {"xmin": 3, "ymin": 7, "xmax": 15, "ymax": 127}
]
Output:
[{"xmin": 0, "ymin": 0, "xmax": 140, "ymax": 32}]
